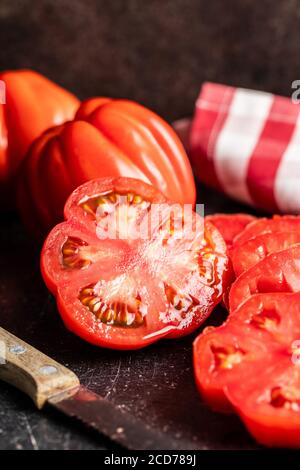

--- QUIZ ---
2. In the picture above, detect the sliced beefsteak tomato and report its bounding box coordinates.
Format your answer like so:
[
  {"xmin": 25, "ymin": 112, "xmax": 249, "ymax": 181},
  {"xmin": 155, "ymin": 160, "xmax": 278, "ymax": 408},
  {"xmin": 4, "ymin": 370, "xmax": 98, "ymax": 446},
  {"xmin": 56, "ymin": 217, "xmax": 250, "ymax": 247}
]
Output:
[
  {"xmin": 194, "ymin": 293, "xmax": 300, "ymax": 447},
  {"xmin": 233, "ymin": 215, "xmax": 300, "ymax": 247},
  {"xmin": 225, "ymin": 356, "xmax": 300, "ymax": 448},
  {"xmin": 205, "ymin": 213, "xmax": 256, "ymax": 247},
  {"xmin": 18, "ymin": 98, "xmax": 196, "ymax": 238},
  {"xmin": 41, "ymin": 177, "xmax": 229, "ymax": 350},
  {"xmin": 193, "ymin": 321, "xmax": 276, "ymax": 413},
  {"xmin": 231, "ymin": 231, "xmax": 300, "ymax": 277},
  {"xmin": 0, "ymin": 69, "xmax": 79, "ymax": 203},
  {"xmin": 229, "ymin": 245, "xmax": 300, "ymax": 312}
]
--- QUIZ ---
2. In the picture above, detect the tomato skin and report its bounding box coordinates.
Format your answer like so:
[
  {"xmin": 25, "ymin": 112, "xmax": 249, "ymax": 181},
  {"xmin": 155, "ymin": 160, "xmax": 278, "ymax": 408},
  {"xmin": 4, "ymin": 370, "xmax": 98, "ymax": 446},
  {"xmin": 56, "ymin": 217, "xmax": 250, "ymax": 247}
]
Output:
[
  {"xmin": 18, "ymin": 98, "xmax": 196, "ymax": 237},
  {"xmin": 205, "ymin": 213, "xmax": 256, "ymax": 247},
  {"xmin": 231, "ymin": 231, "xmax": 300, "ymax": 277},
  {"xmin": 0, "ymin": 69, "xmax": 79, "ymax": 202},
  {"xmin": 41, "ymin": 177, "xmax": 228, "ymax": 350}
]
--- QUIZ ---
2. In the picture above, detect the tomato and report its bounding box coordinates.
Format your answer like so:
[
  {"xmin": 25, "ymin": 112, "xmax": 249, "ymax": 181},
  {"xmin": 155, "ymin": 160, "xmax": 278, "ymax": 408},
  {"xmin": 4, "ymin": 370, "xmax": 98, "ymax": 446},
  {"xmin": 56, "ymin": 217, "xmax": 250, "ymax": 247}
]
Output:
[
  {"xmin": 194, "ymin": 293, "xmax": 300, "ymax": 447},
  {"xmin": 234, "ymin": 215, "xmax": 300, "ymax": 247},
  {"xmin": 0, "ymin": 69, "xmax": 79, "ymax": 202},
  {"xmin": 225, "ymin": 357, "xmax": 300, "ymax": 448},
  {"xmin": 205, "ymin": 213, "xmax": 256, "ymax": 247},
  {"xmin": 41, "ymin": 177, "xmax": 229, "ymax": 349},
  {"xmin": 231, "ymin": 231, "xmax": 300, "ymax": 277},
  {"xmin": 18, "ymin": 98, "xmax": 196, "ymax": 238},
  {"xmin": 229, "ymin": 245, "xmax": 300, "ymax": 312},
  {"xmin": 193, "ymin": 321, "xmax": 275, "ymax": 412}
]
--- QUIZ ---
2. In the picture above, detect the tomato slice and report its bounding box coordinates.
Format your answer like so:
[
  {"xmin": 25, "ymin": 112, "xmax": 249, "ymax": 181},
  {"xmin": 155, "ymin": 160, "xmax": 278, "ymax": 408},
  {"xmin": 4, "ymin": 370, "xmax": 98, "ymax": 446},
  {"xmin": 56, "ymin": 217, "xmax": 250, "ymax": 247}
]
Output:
[
  {"xmin": 225, "ymin": 357, "xmax": 300, "ymax": 448},
  {"xmin": 193, "ymin": 321, "xmax": 276, "ymax": 412},
  {"xmin": 205, "ymin": 213, "xmax": 256, "ymax": 247},
  {"xmin": 231, "ymin": 231, "xmax": 300, "ymax": 277},
  {"xmin": 41, "ymin": 177, "xmax": 229, "ymax": 349},
  {"xmin": 194, "ymin": 293, "xmax": 300, "ymax": 430},
  {"xmin": 234, "ymin": 215, "xmax": 300, "ymax": 247},
  {"xmin": 229, "ymin": 245, "xmax": 300, "ymax": 312}
]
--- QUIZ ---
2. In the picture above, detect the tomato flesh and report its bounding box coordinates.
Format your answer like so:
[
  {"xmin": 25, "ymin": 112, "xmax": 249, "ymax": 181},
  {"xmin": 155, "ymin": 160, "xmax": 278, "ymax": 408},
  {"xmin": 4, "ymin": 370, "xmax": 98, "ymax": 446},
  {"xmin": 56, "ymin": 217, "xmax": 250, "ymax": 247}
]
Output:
[{"xmin": 41, "ymin": 177, "xmax": 229, "ymax": 349}]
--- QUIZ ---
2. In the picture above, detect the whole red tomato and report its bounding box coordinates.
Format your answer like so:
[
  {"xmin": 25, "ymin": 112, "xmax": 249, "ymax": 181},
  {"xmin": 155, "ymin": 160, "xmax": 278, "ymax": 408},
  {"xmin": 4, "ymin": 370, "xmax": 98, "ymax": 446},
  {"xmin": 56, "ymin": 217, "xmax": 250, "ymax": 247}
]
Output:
[
  {"xmin": 0, "ymin": 69, "xmax": 79, "ymax": 203},
  {"xmin": 18, "ymin": 98, "xmax": 196, "ymax": 238}
]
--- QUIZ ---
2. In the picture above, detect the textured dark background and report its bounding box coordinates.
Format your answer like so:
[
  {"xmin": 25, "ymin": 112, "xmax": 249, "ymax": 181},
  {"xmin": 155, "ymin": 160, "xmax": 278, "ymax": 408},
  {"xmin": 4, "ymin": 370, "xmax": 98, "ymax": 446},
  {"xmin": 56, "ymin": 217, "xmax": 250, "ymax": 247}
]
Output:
[
  {"xmin": 0, "ymin": 0, "xmax": 298, "ymax": 451},
  {"xmin": 0, "ymin": 0, "xmax": 299, "ymax": 120}
]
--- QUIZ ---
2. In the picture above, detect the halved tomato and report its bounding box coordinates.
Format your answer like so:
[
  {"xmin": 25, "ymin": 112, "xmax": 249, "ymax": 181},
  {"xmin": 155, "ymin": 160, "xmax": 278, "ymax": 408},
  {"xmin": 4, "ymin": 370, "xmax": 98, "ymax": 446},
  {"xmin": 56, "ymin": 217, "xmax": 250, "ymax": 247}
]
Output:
[
  {"xmin": 231, "ymin": 231, "xmax": 300, "ymax": 277},
  {"xmin": 233, "ymin": 215, "xmax": 300, "ymax": 247},
  {"xmin": 205, "ymin": 213, "xmax": 256, "ymax": 247},
  {"xmin": 229, "ymin": 245, "xmax": 300, "ymax": 312},
  {"xmin": 41, "ymin": 177, "xmax": 230, "ymax": 349}
]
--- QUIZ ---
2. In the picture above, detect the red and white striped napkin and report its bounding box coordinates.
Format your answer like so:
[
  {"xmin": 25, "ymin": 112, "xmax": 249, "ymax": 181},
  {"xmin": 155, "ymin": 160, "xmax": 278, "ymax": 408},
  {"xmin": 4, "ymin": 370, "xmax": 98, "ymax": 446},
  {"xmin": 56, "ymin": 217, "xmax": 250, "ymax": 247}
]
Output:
[{"xmin": 174, "ymin": 82, "xmax": 300, "ymax": 214}]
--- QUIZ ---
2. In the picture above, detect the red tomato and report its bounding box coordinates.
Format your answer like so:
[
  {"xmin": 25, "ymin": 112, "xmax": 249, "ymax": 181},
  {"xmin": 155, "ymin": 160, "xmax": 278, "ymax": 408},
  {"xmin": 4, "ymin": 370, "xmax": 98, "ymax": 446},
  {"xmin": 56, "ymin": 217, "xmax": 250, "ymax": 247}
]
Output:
[
  {"xmin": 194, "ymin": 293, "xmax": 300, "ymax": 448},
  {"xmin": 225, "ymin": 356, "xmax": 300, "ymax": 448},
  {"xmin": 18, "ymin": 98, "xmax": 196, "ymax": 238},
  {"xmin": 0, "ymin": 69, "xmax": 79, "ymax": 202},
  {"xmin": 234, "ymin": 215, "xmax": 300, "ymax": 247},
  {"xmin": 205, "ymin": 213, "xmax": 256, "ymax": 247},
  {"xmin": 229, "ymin": 245, "xmax": 300, "ymax": 312},
  {"xmin": 231, "ymin": 231, "xmax": 300, "ymax": 277},
  {"xmin": 41, "ymin": 177, "xmax": 229, "ymax": 350},
  {"xmin": 193, "ymin": 321, "xmax": 275, "ymax": 412}
]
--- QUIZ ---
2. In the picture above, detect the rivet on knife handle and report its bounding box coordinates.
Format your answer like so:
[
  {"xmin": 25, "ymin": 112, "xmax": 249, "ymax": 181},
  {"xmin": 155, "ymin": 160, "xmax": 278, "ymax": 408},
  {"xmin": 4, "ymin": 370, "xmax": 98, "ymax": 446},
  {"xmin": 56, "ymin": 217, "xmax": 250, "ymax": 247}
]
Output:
[{"xmin": 0, "ymin": 326, "xmax": 79, "ymax": 408}]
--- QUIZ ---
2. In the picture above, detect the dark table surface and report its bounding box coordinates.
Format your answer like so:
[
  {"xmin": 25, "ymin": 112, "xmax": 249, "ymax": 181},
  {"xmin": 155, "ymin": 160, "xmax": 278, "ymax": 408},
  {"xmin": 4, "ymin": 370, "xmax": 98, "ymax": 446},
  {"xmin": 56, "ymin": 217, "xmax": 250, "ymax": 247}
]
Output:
[{"xmin": 0, "ymin": 183, "xmax": 264, "ymax": 450}]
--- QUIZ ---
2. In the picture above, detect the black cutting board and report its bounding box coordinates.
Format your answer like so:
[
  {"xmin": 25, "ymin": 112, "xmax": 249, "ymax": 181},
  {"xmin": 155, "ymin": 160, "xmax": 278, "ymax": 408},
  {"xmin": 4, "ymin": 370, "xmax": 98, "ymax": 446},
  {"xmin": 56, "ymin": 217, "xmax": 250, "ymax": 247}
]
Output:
[{"xmin": 0, "ymin": 183, "xmax": 265, "ymax": 450}]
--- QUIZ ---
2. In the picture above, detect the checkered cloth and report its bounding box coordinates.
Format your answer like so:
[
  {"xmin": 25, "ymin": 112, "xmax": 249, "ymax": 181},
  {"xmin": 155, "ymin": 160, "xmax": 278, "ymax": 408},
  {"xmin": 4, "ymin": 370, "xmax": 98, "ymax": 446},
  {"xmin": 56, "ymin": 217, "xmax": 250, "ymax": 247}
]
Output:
[{"xmin": 174, "ymin": 82, "xmax": 300, "ymax": 213}]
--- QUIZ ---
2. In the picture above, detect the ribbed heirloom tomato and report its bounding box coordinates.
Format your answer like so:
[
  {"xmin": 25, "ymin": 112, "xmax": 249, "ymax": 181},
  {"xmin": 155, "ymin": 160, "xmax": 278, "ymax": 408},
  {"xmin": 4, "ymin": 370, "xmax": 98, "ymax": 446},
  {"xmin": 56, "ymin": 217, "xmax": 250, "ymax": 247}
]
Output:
[
  {"xmin": 18, "ymin": 98, "xmax": 196, "ymax": 238},
  {"xmin": 0, "ymin": 69, "xmax": 79, "ymax": 202},
  {"xmin": 41, "ymin": 177, "xmax": 229, "ymax": 350}
]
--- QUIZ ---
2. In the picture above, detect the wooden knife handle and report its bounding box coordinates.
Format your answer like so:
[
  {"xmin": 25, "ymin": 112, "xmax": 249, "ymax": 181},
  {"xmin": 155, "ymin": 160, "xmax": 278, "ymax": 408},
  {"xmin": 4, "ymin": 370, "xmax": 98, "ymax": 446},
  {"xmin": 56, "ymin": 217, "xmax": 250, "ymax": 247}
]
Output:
[{"xmin": 0, "ymin": 326, "xmax": 80, "ymax": 408}]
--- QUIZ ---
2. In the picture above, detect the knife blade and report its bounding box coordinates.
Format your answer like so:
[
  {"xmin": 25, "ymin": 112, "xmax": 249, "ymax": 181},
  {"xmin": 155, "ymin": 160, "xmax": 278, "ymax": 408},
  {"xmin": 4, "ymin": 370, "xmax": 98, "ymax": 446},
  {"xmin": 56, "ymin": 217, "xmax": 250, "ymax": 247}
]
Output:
[{"xmin": 0, "ymin": 326, "xmax": 178, "ymax": 450}]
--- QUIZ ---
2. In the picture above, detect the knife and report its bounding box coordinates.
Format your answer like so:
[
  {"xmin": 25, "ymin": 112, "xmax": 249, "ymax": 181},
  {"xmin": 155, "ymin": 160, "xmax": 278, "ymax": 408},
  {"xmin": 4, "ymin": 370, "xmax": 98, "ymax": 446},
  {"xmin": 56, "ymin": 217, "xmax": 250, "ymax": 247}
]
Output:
[{"xmin": 0, "ymin": 326, "xmax": 178, "ymax": 450}]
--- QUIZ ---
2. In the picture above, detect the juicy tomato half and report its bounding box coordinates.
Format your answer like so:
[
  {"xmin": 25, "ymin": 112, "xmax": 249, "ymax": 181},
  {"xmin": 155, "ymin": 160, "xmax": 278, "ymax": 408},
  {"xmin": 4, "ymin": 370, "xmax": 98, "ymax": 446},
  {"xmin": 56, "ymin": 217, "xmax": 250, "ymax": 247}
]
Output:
[
  {"xmin": 205, "ymin": 213, "xmax": 256, "ymax": 247},
  {"xmin": 231, "ymin": 231, "xmax": 300, "ymax": 277},
  {"xmin": 229, "ymin": 245, "xmax": 300, "ymax": 312},
  {"xmin": 194, "ymin": 293, "xmax": 300, "ymax": 447},
  {"xmin": 41, "ymin": 177, "xmax": 229, "ymax": 350},
  {"xmin": 233, "ymin": 215, "xmax": 300, "ymax": 247}
]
